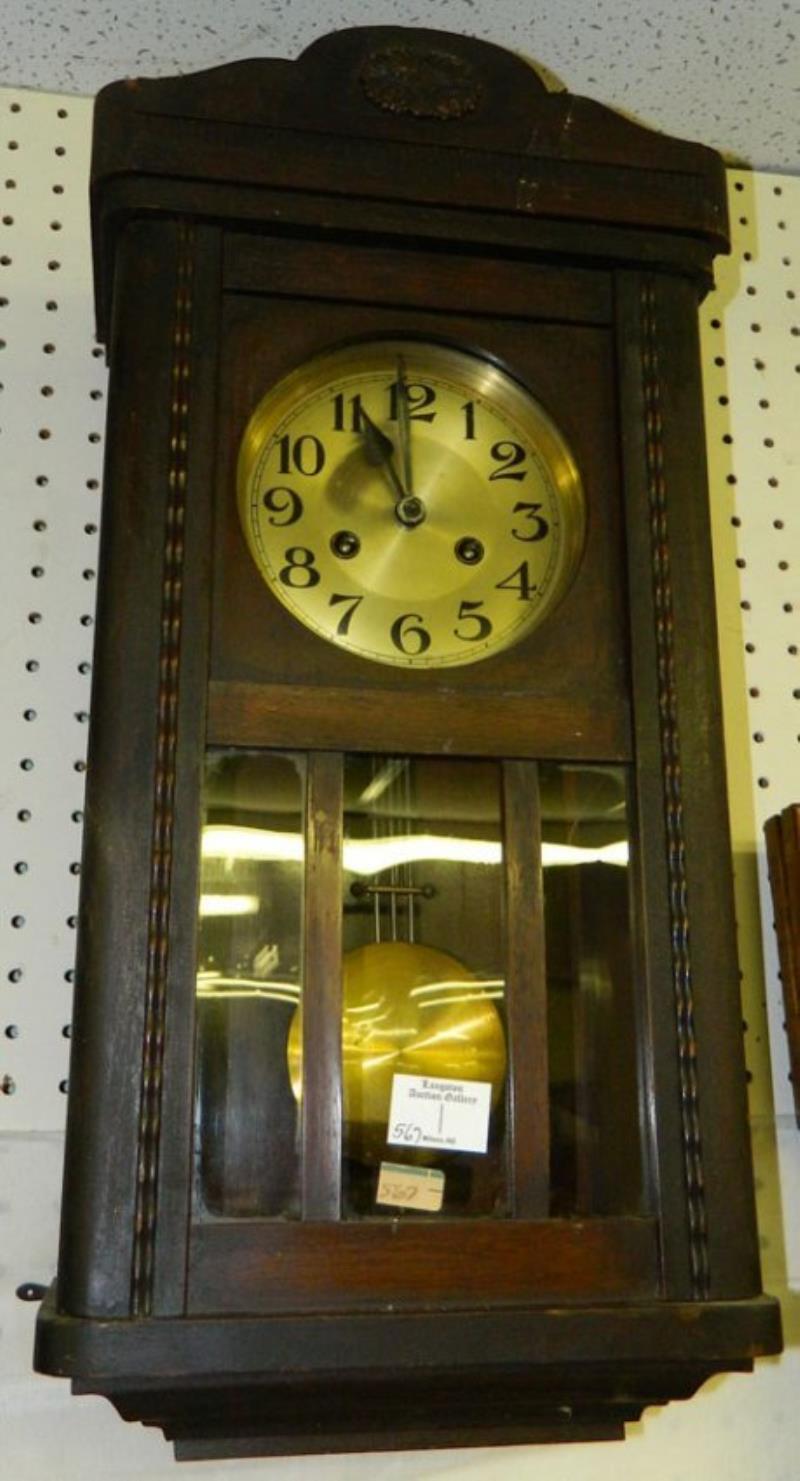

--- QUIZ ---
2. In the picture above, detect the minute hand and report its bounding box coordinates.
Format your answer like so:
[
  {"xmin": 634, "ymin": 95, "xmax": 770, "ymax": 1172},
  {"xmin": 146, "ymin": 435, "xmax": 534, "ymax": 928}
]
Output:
[{"xmin": 396, "ymin": 363, "xmax": 414, "ymax": 498}]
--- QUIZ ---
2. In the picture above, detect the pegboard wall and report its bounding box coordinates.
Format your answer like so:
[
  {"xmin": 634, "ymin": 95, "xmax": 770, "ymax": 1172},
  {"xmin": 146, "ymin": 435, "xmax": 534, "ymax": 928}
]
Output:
[
  {"xmin": 700, "ymin": 174, "xmax": 800, "ymax": 1310},
  {"xmin": 0, "ymin": 88, "xmax": 103, "ymax": 1131},
  {"xmin": 0, "ymin": 84, "xmax": 798, "ymax": 1481}
]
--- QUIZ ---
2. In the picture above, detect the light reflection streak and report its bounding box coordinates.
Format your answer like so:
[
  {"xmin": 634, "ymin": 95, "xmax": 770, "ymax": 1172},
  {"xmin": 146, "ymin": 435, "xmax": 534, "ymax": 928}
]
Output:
[{"xmin": 201, "ymin": 824, "xmax": 628, "ymax": 873}]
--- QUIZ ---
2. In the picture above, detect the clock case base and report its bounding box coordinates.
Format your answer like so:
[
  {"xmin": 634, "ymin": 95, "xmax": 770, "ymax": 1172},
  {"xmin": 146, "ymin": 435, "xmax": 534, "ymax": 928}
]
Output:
[{"xmin": 37, "ymin": 1292, "xmax": 779, "ymax": 1457}]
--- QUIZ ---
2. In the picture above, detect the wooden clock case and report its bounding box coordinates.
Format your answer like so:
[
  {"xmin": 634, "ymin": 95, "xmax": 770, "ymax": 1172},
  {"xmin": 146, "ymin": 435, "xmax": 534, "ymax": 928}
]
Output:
[{"xmin": 34, "ymin": 26, "xmax": 781, "ymax": 1458}]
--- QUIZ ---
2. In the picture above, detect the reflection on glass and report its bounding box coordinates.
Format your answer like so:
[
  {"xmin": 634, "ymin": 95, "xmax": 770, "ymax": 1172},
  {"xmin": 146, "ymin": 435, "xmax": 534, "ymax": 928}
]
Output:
[
  {"xmin": 337, "ymin": 756, "xmax": 508, "ymax": 1219},
  {"xmin": 540, "ymin": 763, "xmax": 644, "ymax": 1216},
  {"xmin": 194, "ymin": 750, "xmax": 304, "ymax": 1218}
]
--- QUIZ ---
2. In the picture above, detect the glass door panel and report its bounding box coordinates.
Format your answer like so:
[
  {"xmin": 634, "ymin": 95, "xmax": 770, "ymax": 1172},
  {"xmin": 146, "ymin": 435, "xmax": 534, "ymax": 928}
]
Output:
[
  {"xmin": 539, "ymin": 762, "xmax": 644, "ymax": 1216},
  {"xmin": 190, "ymin": 749, "xmax": 644, "ymax": 1227},
  {"xmin": 194, "ymin": 750, "xmax": 305, "ymax": 1218},
  {"xmin": 338, "ymin": 755, "xmax": 508, "ymax": 1219}
]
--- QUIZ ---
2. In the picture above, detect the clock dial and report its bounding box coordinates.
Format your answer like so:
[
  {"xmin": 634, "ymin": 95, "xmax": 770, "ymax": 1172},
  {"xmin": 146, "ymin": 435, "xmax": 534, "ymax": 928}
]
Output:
[{"xmin": 237, "ymin": 340, "xmax": 585, "ymax": 668}]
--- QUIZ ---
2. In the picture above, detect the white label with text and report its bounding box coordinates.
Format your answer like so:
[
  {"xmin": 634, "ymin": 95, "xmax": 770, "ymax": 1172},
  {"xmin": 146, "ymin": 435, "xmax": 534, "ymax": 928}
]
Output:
[{"xmin": 387, "ymin": 1073, "xmax": 492, "ymax": 1155}]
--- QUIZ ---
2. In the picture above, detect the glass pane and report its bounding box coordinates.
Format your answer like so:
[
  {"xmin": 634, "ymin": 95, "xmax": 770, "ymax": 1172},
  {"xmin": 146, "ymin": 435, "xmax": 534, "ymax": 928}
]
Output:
[
  {"xmin": 540, "ymin": 763, "xmax": 644, "ymax": 1216},
  {"xmin": 193, "ymin": 750, "xmax": 304, "ymax": 1219},
  {"xmin": 338, "ymin": 755, "xmax": 508, "ymax": 1219}
]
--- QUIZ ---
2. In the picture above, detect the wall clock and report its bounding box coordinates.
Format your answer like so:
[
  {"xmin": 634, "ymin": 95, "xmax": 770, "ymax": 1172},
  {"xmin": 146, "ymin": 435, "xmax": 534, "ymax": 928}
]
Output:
[{"xmin": 33, "ymin": 25, "xmax": 781, "ymax": 1459}]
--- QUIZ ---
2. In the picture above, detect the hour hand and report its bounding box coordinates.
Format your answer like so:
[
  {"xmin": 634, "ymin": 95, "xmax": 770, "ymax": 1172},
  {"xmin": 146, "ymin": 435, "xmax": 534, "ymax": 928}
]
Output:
[{"xmin": 359, "ymin": 410, "xmax": 406, "ymax": 504}]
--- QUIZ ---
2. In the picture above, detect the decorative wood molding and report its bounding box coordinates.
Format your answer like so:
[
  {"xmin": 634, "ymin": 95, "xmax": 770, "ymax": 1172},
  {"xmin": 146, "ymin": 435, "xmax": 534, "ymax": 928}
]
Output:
[
  {"xmin": 359, "ymin": 42, "xmax": 484, "ymax": 120},
  {"xmin": 640, "ymin": 276, "xmax": 710, "ymax": 1299},
  {"xmin": 131, "ymin": 220, "xmax": 195, "ymax": 1317}
]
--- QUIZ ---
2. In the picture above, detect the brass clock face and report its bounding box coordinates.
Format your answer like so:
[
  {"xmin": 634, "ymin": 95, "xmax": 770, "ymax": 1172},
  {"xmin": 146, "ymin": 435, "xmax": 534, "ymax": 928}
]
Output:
[{"xmin": 237, "ymin": 339, "xmax": 585, "ymax": 668}]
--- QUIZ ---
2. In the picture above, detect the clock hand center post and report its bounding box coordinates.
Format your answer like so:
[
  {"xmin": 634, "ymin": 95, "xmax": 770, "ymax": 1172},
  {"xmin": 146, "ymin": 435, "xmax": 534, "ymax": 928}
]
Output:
[{"xmin": 395, "ymin": 494, "xmax": 426, "ymax": 528}]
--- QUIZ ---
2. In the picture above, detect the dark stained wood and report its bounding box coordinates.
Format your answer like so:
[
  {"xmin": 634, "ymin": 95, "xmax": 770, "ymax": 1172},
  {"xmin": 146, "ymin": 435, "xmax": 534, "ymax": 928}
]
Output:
[
  {"xmin": 502, "ymin": 762, "xmax": 549, "ymax": 1217},
  {"xmin": 37, "ymin": 1284, "xmax": 781, "ymax": 1380},
  {"xmin": 150, "ymin": 224, "xmax": 223, "ymax": 1314},
  {"xmin": 96, "ymin": 175, "xmax": 722, "ymax": 304},
  {"xmin": 188, "ymin": 1217, "xmax": 658, "ymax": 1313},
  {"xmin": 224, "ymin": 235, "xmax": 612, "ymax": 325},
  {"xmin": 207, "ymin": 679, "xmax": 631, "ymax": 762},
  {"xmin": 614, "ymin": 268, "xmax": 699, "ymax": 1299},
  {"xmin": 301, "ymin": 753, "xmax": 344, "ymax": 1219},
  {"xmin": 648, "ymin": 274, "xmax": 763, "ymax": 1301},
  {"xmin": 615, "ymin": 269, "xmax": 763, "ymax": 1302},
  {"xmin": 114, "ymin": 118, "xmax": 716, "ymax": 238},
  {"xmin": 56, "ymin": 220, "xmax": 183, "ymax": 1319},
  {"xmin": 89, "ymin": 28, "xmax": 728, "ymax": 334},
  {"xmin": 37, "ymin": 1283, "xmax": 780, "ymax": 1455},
  {"xmin": 92, "ymin": 25, "xmax": 725, "ymax": 181},
  {"xmin": 175, "ymin": 1419, "xmax": 624, "ymax": 1460}
]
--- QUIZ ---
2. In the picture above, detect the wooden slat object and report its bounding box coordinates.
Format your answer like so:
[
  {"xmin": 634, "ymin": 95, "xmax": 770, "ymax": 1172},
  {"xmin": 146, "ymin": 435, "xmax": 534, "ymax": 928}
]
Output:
[
  {"xmin": 207, "ymin": 681, "xmax": 632, "ymax": 762},
  {"xmin": 188, "ymin": 1216, "xmax": 658, "ymax": 1314},
  {"xmin": 224, "ymin": 235, "xmax": 613, "ymax": 325},
  {"xmin": 764, "ymin": 804, "xmax": 800, "ymax": 1127},
  {"xmin": 55, "ymin": 221, "xmax": 184, "ymax": 1319},
  {"xmin": 502, "ymin": 762, "xmax": 549, "ymax": 1217},
  {"xmin": 150, "ymin": 224, "xmax": 223, "ymax": 1314},
  {"xmin": 301, "ymin": 753, "xmax": 345, "ymax": 1218}
]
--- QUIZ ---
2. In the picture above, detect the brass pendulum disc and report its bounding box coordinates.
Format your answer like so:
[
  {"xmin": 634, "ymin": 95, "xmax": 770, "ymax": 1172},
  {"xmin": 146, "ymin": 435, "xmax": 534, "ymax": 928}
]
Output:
[{"xmin": 288, "ymin": 941, "xmax": 507, "ymax": 1162}]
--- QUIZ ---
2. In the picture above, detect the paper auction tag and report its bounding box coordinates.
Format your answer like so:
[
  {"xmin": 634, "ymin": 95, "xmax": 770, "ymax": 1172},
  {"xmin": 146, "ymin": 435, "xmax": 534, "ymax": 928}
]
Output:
[
  {"xmin": 387, "ymin": 1073, "xmax": 492, "ymax": 1155},
  {"xmin": 376, "ymin": 1161, "xmax": 445, "ymax": 1213}
]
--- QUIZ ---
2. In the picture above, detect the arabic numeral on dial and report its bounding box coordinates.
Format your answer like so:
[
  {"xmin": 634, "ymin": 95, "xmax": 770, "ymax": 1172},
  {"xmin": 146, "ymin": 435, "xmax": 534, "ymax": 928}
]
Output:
[
  {"xmin": 262, "ymin": 486, "xmax": 303, "ymax": 526},
  {"xmin": 512, "ymin": 501, "xmax": 550, "ymax": 542},
  {"xmin": 276, "ymin": 433, "xmax": 326, "ymax": 477},
  {"xmin": 462, "ymin": 400, "xmax": 476, "ymax": 440},
  {"xmin": 332, "ymin": 392, "xmax": 364, "ymax": 432},
  {"xmin": 489, "ymin": 440, "xmax": 527, "ymax": 481},
  {"xmin": 390, "ymin": 612, "xmax": 431, "ymax": 656},
  {"xmin": 495, "ymin": 561, "xmax": 536, "ymax": 601},
  {"xmin": 454, "ymin": 599, "xmax": 493, "ymax": 642},
  {"xmin": 329, "ymin": 592, "xmax": 363, "ymax": 636},
  {"xmin": 279, "ymin": 547, "xmax": 321, "ymax": 588},
  {"xmin": 389, "ymin": 381, "xmax": 436, "ymax": 422}
]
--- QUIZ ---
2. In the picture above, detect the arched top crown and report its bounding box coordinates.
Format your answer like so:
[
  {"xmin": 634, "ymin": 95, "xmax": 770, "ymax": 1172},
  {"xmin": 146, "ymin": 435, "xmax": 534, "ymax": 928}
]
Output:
[
  {"xmin": 90, "ymin": 26, "xmax": 729, "ymax": 332},
  {"xmin": 96, "ymin": 26, "xmax": 720, "ymax": 175}
]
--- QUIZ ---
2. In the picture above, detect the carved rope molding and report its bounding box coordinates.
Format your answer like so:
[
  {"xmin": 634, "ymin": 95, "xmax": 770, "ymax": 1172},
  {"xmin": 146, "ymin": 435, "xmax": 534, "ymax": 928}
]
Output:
[
  {"xmin": 640, "ymin": 276, "xmax": 710, "ymax": 1300},
  {"xmin": 131, "ymin": 221, "xmax": 195, "ymax": 1317}
]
